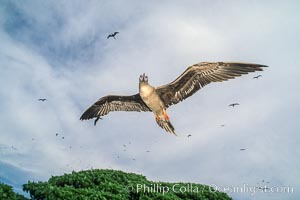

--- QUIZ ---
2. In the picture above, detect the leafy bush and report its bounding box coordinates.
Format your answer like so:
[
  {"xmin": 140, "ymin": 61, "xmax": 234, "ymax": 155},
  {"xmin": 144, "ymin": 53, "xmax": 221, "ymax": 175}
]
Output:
[
  {"xmin": 0, "ymin": 182, "xmax": 28, "ymax": 200},
  {"xmin": 23, "ymin": 169, "xmax": 232, "ymax": 200}
]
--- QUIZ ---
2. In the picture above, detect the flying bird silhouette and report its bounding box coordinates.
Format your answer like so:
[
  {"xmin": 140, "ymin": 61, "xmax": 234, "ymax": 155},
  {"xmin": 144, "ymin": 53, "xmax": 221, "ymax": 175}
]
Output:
[
  {"xmin": 253, "ymin": 75, "xmax": 262, "ymax": 79},
  {"xmin": 229, "ymin": 103, "xmax": 239, "ymax": 107},
  {"xmin": 187, "ymin": 134, "xmax": 192, "ymax": 138},
  {"xmin": 257, "ymin": 186, "xmax": 270, "ymax": 191},
  {"xmin": 11, "ymin": 146, "xmax": 17, "ymax": 150},
  {"xmin": 38, "ymin": 98, "xmax": 47, "ymax": 101},
  {"xmin": 107, "ymin": 32, "xmax": 119, "ymax": 39},
  {"xmin": 240, "ymin": 148, "xmax": 246, "ymax": 151},
  {"xmin": 80, "ymin": 62, "xmax": 267, "ymax": 135}
]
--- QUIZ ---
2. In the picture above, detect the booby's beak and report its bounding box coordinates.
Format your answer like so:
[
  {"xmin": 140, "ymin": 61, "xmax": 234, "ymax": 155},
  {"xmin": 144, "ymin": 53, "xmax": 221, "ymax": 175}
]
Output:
[{"xmin": 139, "ymin": 73, "xmax": 148, "ymax": 82}]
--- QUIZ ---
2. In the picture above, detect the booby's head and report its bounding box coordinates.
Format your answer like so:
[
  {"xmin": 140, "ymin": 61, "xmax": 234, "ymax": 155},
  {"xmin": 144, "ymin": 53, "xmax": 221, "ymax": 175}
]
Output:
[{"xmin": 139, "ymin": 73, "xmax": 148, "ymax": 83}]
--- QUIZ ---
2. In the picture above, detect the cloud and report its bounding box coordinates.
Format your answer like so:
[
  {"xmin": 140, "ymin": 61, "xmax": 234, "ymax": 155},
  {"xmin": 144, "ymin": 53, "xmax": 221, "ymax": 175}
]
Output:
[{"xmin": 1, "ymin": 1, "xmax": 299, "ymax": 199}]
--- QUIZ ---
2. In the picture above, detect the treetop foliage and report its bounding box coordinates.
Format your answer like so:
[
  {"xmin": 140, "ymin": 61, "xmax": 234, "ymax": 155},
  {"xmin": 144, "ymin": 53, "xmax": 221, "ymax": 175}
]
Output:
[{"xmin": 22, "ymin": 169, "xmax": 232, "ymax": 200}]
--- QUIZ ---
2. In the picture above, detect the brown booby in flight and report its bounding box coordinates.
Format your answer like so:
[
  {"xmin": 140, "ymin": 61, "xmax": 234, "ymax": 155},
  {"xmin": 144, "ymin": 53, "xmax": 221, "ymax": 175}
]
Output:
[
  {"xmin": 80, "ymin": 62, "xmax": 267, "ymax": 135},
  {"xmin": 107, "ymin": 32, "xmax": 119, "ymax": 39},
  {"xmin": 253, "ymin": 75, "xmax": 262, "ymax": 79},
  {"xmin": 229, "ymin": 103, "xmax": 240, "ymax": 107}
]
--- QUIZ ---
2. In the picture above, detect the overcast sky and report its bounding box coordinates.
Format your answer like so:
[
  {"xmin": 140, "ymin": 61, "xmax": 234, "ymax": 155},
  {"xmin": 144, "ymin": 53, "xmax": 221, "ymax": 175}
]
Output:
[{"xmin": 1, "ymin": 1, "xmax": 299, "ymax": 199}]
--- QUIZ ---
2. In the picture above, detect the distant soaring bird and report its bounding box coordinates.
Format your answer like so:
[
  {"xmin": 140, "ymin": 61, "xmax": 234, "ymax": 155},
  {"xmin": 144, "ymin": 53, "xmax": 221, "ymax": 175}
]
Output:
[
  {"xmin": 229, "ymin": 103, "xmax": 239, "ymax": 107},
  {"xmin": 38, "ymin": 98, "xmax": 47, "ymax": 101},
  {"xmin": 107, "ymin": 32, "xmax": 119, "ymax": 39},
  {"xmin": 253, "ymin": 75, "xmax": 262, "ymax": 79},
  {"xmin": 80, "ymin": 62, "xmax": 267, "ymax": 135}
]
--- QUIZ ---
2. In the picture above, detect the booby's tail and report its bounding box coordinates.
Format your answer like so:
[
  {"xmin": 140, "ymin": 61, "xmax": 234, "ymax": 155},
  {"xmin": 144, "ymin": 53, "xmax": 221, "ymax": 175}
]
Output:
[
  {"xmin": 156, "ymin": 119, "xmax": 176, "ymax": 135},
  {"xmin": 155, "ymin": 110, "xmax": 176, "ymax": 135}
]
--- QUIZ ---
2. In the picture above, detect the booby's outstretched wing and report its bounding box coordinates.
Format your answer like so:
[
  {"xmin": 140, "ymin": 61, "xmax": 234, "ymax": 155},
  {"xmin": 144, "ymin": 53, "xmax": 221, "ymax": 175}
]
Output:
[
  {"xmin": 80, "ymin": 94, "xmax": 150, "ymax": 121},
  {"xmin": 156, "ymin": 62, "xmax": 267, "ymax": 108}
]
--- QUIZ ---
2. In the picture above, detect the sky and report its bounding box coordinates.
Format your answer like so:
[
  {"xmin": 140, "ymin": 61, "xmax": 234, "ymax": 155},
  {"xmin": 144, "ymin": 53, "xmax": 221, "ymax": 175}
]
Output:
[{"xmin": 0, "ymin": 0, "xmax": 300, "ymax": 199}]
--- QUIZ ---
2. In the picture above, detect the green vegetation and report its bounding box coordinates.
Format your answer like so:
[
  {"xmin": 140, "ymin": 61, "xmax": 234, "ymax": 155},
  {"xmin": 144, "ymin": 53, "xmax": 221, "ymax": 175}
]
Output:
[
  {"xmin": 22, "ymin": 169, "xmax": 232, "ymax": 200},
  {"xmin": 0, "ymin": 182, "xmax": 28, "ymax": 200}
]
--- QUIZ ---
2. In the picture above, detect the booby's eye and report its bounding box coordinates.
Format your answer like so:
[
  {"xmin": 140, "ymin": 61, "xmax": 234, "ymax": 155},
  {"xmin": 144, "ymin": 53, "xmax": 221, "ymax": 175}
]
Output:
[
  {"xmin": 139, "ymin": 75, "xmax": 143, "ymax": 81},
  {"xmin": 145, "ymin": 76, "xmax": 148, "ymax": 81}
]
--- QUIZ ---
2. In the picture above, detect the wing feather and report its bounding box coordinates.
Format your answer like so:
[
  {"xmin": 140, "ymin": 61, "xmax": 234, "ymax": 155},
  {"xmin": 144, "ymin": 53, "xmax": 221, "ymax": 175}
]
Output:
[
  {"xmin": 80, "ymin": 94, "xmax": 150, "ymax": 120},
  {"xmin": 156, "ymin": 62, "xmax": 268, "ymax": 107}
]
